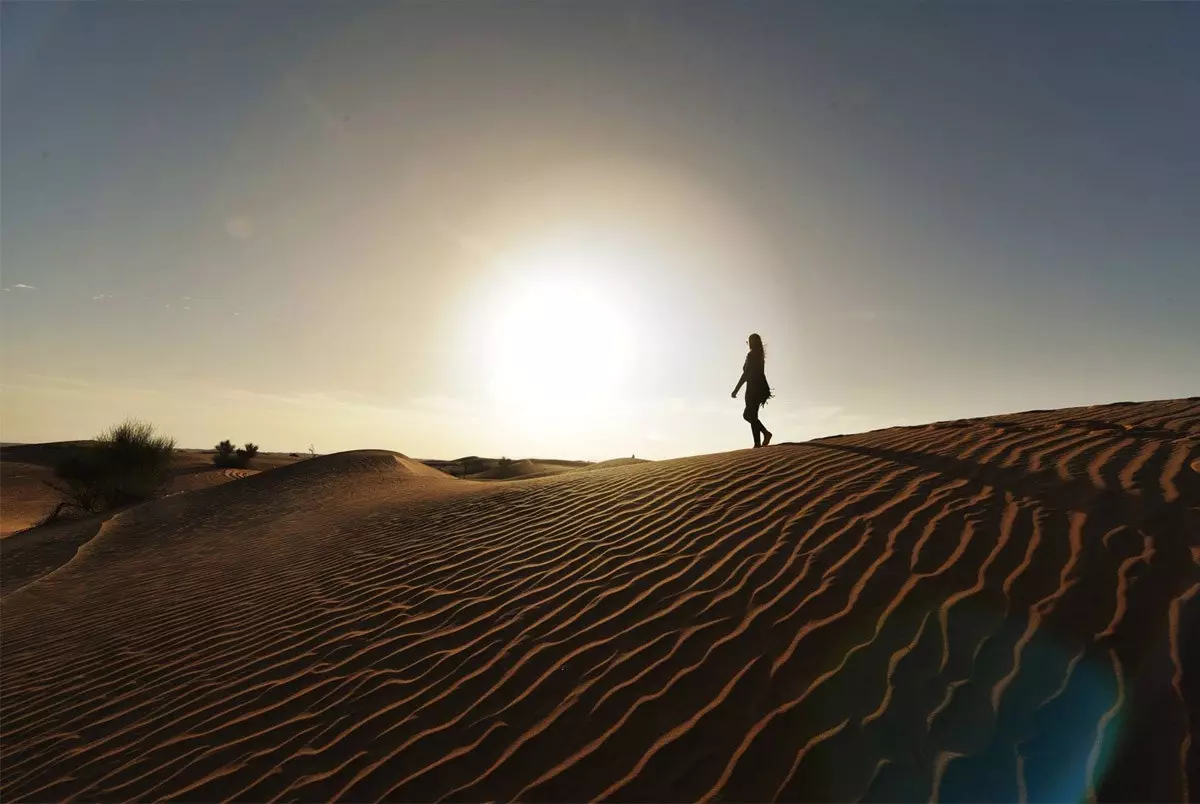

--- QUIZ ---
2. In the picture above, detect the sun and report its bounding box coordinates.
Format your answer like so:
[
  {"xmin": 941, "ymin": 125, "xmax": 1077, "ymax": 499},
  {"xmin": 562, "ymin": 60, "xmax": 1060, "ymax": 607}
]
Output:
[{"xmin": 484, "ymin": 272, "xmax": 636, "ymax": 413}]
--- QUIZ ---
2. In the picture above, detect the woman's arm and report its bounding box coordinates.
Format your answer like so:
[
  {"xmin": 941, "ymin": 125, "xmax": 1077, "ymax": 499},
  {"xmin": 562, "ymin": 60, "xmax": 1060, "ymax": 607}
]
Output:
[{"xmin": 731, "ymin": 371, "xmax": 746, "ymax": 399}]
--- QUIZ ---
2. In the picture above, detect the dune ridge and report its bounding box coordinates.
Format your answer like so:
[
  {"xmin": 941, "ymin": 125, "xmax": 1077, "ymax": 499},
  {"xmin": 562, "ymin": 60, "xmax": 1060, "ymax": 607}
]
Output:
[
  {"xmin": 2, "ymin": 400, "xmax": 1198, "ymax": 801},
  {"xmin": 0, "ymin": 445, "xmax": 306, "ymax": 543}
]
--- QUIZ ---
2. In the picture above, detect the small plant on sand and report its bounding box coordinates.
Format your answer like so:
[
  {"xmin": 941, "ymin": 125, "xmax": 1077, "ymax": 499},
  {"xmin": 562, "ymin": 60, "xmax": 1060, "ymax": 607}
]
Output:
[
  {"xmin": 213, "ymin": 439, "xmax": 238, "ymax": 467},
  {"xmin": 498, "ymin": 456, "xmax": 512, "ymax": 468},
  {"xmin": 214, "ymin": 440, "xmax": 259, "ymax": 468},
  {"xmin": 48, "ymin": 418, "xmax": 176, "ymax": 516}
]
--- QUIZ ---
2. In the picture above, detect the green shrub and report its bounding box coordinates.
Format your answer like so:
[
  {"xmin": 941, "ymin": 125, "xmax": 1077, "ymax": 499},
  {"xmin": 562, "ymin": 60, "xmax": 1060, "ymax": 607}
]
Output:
[
  {"xmin": 213, "ymin": 439, "xmax": 238, "ymax": 467},
  {"xmin": 214, "ymin": 439, "xmax": 259, "ymax": 468},
  {"xmin": 51, "ymin": 419, "xmax": 176, "ymax": 513}
]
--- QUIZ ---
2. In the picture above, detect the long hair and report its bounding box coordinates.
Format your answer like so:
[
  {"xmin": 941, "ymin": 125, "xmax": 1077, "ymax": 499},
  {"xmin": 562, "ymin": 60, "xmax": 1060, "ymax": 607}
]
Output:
[{"xmin": 748, "ymin": 333, "xmax": 765, "ymax": 360}]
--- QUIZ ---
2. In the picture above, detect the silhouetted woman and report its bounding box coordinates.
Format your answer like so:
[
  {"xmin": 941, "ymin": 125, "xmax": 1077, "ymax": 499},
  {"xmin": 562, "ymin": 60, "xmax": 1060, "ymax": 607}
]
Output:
[{"xmin": 731, "ymin": 333, "xmax": 773, "ymax": 448}]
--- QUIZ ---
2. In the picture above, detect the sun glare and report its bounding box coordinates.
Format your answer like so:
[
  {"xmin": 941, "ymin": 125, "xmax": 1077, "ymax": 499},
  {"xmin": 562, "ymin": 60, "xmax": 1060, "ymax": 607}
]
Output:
[{"xmin": 484, "ymin": 269, "xmax": 636, "ymax": 415}]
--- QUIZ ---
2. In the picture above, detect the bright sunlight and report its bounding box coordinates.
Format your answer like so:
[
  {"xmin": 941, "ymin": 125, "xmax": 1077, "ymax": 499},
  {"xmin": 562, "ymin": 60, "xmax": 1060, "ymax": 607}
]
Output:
[{"xmin": 484, "ymin": 255, "xmax": 637, "ymax": 415}]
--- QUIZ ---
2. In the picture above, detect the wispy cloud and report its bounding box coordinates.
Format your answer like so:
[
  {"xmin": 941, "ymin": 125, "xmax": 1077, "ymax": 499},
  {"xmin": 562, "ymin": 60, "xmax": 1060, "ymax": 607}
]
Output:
[
  {"xmin": 435, "ymin": 219, "xmax": 502, "ymax": 266},
  {"xmin": 3, "ymin": 374, "xmax": 164, "ymax": 402},
  {"xmin": 92, "ymin": 293, "xmax": 113, "ymax": 301},
  {"xmin": 284, "ymin": 73, "xmax": 347, "ymax": 139},
  {"xmin": 215, "ymin": 387, "xmax": 436, "ymax": 418},
  {"xmin": 224, "ymin": 216, "xmax": 255, "ymax": 240},
  {"xmin": 14, "ymin": 372, "xmax": 91, "ymax": 389},
  {"xmin": 1, "ymin": 373, "xmax": 92, "ymax": 395}
]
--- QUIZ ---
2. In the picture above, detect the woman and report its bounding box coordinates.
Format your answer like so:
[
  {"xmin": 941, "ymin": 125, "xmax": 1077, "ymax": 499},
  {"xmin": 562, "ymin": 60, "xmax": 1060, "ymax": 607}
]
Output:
[{"xmin": 731, "ymin": 333, "xmax": 773, "ymax": 448}]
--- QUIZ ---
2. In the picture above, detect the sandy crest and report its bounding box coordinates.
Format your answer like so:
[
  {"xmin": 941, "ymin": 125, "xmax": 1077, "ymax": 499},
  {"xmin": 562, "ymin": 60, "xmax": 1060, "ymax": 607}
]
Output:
[
  {"xmin": 0, "ymin": 446, "xmax": 305, "ymax": 540},
  {"xmin": 0, "ymin": 460, "xmax": 59, "ymax": 537},
  {"xmin": 1, "ymin": 400, "xmax": 1198, "ymax": 801}
]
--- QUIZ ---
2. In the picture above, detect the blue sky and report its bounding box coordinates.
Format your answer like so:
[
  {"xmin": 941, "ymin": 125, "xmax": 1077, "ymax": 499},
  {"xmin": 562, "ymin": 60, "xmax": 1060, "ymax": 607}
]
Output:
[{"xmin": 3, "ymin": 2, "xmax": 1197, "ymax": 457}]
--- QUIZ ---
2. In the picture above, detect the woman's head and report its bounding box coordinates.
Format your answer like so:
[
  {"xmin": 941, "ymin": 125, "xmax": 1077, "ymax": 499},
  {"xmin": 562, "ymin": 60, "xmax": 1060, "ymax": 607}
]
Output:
[{"xmin": 748, "ymin": 333, "xmax": 764, "ymax": 355}]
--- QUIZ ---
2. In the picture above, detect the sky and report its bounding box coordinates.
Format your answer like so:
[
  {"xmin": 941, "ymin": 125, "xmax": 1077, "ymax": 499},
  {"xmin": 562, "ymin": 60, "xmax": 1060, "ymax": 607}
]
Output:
[{"xmin": 2, "ymin": 2, "xmax": 1197, "ymax": 460}]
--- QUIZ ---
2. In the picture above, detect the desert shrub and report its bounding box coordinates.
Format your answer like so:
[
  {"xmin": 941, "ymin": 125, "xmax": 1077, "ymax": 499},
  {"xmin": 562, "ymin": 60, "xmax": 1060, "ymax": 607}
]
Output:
[
  {"xmin": 50, "ymin": 419, "xmax": 176, "ymax": 514},
  {"xmin": 48, "ymin": 452, "xmax": 108, "ymax": 513},
  {"xmin": 213, "ymin": 439, "xmax": 238, "ymax": 467},
  {"xmin": 214, "ymin": 439, "xmax": 259, "ymax": 468},
  {"xmin": 459, "ymin": 456, "xmax": 486, "ymax": 475},
  {"xmin": 498, "ymin": 456, "xmax": 512, "ymax": 468},
  {"xmin": 234, "ymin": 442, "xmax": 259, "ymax": 467}
]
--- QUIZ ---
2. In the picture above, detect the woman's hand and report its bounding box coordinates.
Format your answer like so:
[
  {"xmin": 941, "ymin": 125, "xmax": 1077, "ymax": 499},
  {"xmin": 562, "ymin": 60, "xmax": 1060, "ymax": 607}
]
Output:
[{"xmin": 731, "ymin": 390, "xmax": 738, "ymax": 399}]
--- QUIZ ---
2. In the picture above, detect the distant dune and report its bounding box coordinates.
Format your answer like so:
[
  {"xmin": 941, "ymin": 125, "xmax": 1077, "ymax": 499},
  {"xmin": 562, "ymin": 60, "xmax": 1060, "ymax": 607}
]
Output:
[
  {"xmin": 0, "ymin": 444, "xmax": 304, "ymax": 541},
  {"xmin": 2, "ymin": 399, "xmax": 1198, "ymax": 801},
  {"xmin": 470, "ymin": 458, "xmax": 575, "ymax": 480},
  {"xmin": 0, "ymin": 459, "xmax": 58, "ymax": 538},
  {"xmin": 581, "ymin": 456, "xmax": 651, "ymax": 471},
  {"xmin": 422, "ymin": 456, "xmax": 597, "ymax": 479}
]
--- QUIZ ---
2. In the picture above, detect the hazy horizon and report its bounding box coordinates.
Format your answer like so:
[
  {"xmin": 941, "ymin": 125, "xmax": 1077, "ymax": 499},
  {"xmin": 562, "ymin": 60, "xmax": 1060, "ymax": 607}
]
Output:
[{"xmin": 3, "ymin": 2, "xmax": 1197, "ymax": 460}]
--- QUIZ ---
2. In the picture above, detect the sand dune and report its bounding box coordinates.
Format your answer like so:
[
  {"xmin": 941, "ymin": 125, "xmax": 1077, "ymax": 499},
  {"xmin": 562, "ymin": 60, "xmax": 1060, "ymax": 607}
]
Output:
[
  {"xmin": 0, "ymin": 445, "xmax": 304, "ymax": 539},
  {"xmin": 0, "ymin": 460, "xmax": 59, "ymax": 538},
  {"xmin": 580, "ymin": 457, "xmax": 652, "ymax": 472},
  {"xmin": 0, "ymin": 448, "xmax": 306, "ymax": 593},
  {"xmin": 470, "ymin": 459, "xmax": 575, "ymax": 480},
  {"xmin": 422, "ymin": 456, "xmax": 596, "ymax": 479},
  {"xmin": 2, "ymin": 399, "xmax": 1198, "ymax": 801},
  {"xmin": 0, "ymin": 443, "xmax": 95, "ymax": 538}
]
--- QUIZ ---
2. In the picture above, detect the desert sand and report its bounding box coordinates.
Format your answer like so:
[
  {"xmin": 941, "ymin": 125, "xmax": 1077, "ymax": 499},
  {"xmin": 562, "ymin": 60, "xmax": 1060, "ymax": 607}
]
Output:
[
  {"xmin": 0, "ymin": 446, "xmax": 306, "ymax": 594},
  {"xmin": 0, "ymin": 444, "xmax": 304, "ymax": 537},
  {"xmin": 1, "ymin": 398, "xmax": 1197, "ymax": 801}
]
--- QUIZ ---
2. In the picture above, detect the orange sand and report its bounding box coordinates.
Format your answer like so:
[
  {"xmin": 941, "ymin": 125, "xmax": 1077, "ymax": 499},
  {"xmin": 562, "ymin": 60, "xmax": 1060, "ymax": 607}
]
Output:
[
  {"xmin": 0, "ymin": 445, "xmax": 304, "ymax": 538},
  {"xmin": 2, "ymin": 399, "xmax": 1197, "ymax": 801}
]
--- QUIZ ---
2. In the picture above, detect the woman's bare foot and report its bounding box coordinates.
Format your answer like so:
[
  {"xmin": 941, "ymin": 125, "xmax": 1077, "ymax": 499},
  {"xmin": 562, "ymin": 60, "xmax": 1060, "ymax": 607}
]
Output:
[{"xmin": 762, "ymin": 431, "xmax": 773, "ymax": 447}]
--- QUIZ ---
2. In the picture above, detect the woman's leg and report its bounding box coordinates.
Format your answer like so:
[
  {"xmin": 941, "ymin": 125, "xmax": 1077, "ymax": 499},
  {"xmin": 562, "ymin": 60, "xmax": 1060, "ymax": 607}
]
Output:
[{"xmin": 743, "ymin": 401, "xmax": 763, "ymax": 447}]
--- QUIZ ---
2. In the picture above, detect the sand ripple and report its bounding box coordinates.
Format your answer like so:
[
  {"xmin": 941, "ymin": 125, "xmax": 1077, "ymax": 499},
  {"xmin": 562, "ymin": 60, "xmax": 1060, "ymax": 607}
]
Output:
[{"xmin": 2, "ymin": 400, "xmax": 1198, "ymax": 801}]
